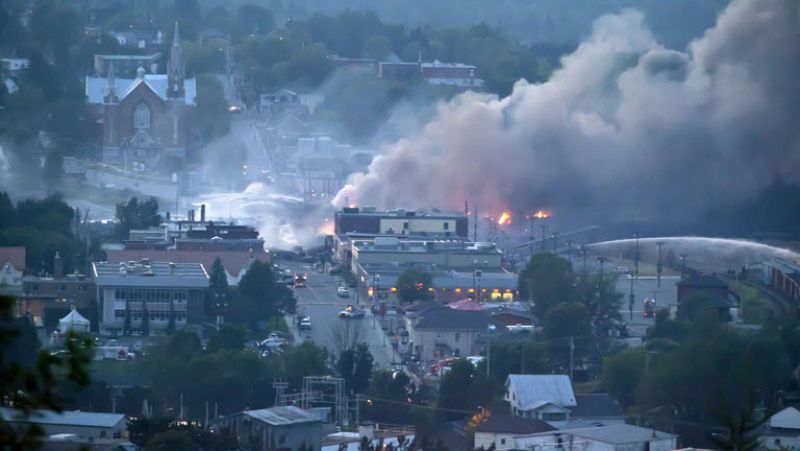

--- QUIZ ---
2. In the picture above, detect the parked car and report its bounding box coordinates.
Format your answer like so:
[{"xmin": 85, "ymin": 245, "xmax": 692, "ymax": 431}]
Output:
[
  {"xmin": 298, "ymin": 316, "xmax": 312, "ymax": 330},
  {"xmin": 337, "ymin": 287, "xmax": 350, "ymax": 298}
]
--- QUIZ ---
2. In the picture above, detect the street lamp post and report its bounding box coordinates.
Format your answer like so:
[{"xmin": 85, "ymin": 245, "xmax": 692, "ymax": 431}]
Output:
[
  {"xmin": 552, "ymin": 232, "xmax": 560, "ymax": 254},
  {"xmin": 656, "ymin": 241, "xmax": 665, "ymax": 288},
  {"xmin": 540, "ymin": 224, "xmax": 549, "ymax": 252}
]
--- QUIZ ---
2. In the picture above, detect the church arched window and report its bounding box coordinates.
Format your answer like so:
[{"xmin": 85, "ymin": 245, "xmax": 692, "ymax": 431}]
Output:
[{"xmin": 134, "ymin": 103, "xmax": 150, "ymax": 129}]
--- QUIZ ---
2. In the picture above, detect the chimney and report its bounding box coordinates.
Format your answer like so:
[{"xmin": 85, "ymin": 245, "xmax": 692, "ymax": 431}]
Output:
[
  {"xmin": 200, "ymin": 204, "xmax": 206, "ymax": 223},
  {"xmin": 53, "ymin": 252, "xmax": 64, "ymax": 279}
]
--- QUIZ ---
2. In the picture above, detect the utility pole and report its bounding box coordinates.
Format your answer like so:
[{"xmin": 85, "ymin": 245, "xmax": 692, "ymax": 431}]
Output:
[
  {"xmin": 552, "ymin": 232, "xmax": 560, "ymax": 254},
  {"xmin": 568, "ymin": 336, "xmax": 575, "ymax": 381},
  {"xmin": 473, "ymin": 204, "xmax": 478, "ymax": 242},
  {"xmin": 540, "ymin": 224, "xmax": 549, "ymax": 252},
  {"xmin": 581, "ymin": 246, "xmax": 588, "ymax": 273},
  {"xmin": 680, "ymin": 253, "xmax": 688, "ymax": 279},
  {"xmin": 634, "ymin": 232, "xmax": 640, "ymax": 276},
  {"xmin": 629, "ymin": 272, "xmax": 635, "ymax": 320},
  {"xmin": 656, "ymin": 241, "xmax": 665, "ymax": 288},
  {"xmin": 566, "ymin": 240, "xmax": 574, "ymax": 266}
]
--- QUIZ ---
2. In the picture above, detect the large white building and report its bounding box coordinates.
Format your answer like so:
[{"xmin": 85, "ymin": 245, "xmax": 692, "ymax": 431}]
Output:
[{"xmin": 93, "ymin": 259, "xmax": 208, "ymax": 334}]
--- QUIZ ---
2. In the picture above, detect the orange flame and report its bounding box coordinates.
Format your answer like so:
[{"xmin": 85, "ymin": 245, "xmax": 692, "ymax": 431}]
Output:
[
  {"xmin": 317, "ymin": 218, "xmax": 334, "ymax": 236},
  {"xmin": 533, "ymin": 210, "xmax": 551, "ymax": 219},
  {"xmin": 498, "ymin": 211, "xmax": 512, "ymax": 225}
]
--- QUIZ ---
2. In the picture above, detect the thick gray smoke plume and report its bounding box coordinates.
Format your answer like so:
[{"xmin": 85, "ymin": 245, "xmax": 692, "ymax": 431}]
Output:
[{"xmin": 334, "ymin": 0, "xmax": 800, "ymax": 222}]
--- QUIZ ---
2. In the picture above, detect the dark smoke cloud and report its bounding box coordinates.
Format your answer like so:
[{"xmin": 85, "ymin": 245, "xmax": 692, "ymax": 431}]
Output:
[{"xmin": 334, "ymin": 0, "xmax": 800, "ymax": 224}]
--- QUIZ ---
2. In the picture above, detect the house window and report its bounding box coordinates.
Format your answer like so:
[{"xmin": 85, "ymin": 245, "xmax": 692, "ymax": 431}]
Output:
[
  {"xmin": 541, "ymin": 412, "xmax": 567, "ymax": 422},
  {"xmin": 443, "ymin": 222, "xmax": 449, "ymax": 230},
  {"xmin": 134, "ymin": 103, "xmax": 150, "ymax": 129},
  {"xmin": 501, "ymin": 439, "xmax": 506, "ymax": 445}
]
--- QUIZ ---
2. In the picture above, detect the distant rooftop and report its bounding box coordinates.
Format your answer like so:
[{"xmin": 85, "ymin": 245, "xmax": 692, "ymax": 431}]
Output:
[
  {"xmin": 85, "ymin": 74, "xmax": 196, "ymax": 105},
  {"xmin": 243, "ymin": 406, "xmax": 320, "ymax": 426},
  {"xmin": 565, "ymin": 424, "xmax": 677, "ymax": 444},
  {"xmin": 0, "ymin": 408, "xmax": 124, "ymax": 429},
  {"xmin": 93, "ymin": 260, "xmax": 209, "ymax": 288},
  {"xmin": 337, "ymin": 207, "xmax": 465, "ymax": 219},
  {"xmin": 506, "ymin": 374, "xmax": 577, "ymax": 408}
]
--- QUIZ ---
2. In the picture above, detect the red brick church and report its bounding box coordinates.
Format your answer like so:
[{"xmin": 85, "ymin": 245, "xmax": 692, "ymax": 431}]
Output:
[{"xmin": 85, "ymin": 23, "xmax": 196, "ymax": 171}]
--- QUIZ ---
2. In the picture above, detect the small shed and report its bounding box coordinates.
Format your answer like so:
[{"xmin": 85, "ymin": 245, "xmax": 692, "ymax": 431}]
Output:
[{"xmin": 59, "ymin": 307, "xmax": 90, "ymax": 334}]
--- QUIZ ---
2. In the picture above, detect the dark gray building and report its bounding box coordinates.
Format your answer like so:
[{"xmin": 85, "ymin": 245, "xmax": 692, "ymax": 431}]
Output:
[{"xmin": 213, "ymin": 406, "xmax": 323, "ymax": 451}]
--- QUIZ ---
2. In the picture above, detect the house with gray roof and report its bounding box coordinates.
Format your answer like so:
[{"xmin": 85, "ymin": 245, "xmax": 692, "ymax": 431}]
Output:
[
  {"xmin": 514, "ymin": 423, "xmax": 677, "ymax": 451},
  {"xmin": 93, "ymin": 259, "xmax": 208, "ymax": 334},
  {"xmin": 0, "ymin": 407, "xmax": 127, "ymax": 441},
  {"xmin": 505, "ymin": 375, "xmax": 576, "ymax": 426},
  {"xmin": 213, "ymin": 406, "xmax": 323, "ymax": 450},
  {"xmin": 408, "ymin": 306, "xmax": 502, "ymax": 362}
]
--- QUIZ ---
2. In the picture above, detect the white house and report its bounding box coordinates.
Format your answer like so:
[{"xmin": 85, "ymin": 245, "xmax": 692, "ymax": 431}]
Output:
[
  {"xmin": 0, "ymin": 247, "xmax": 25, "ymax": 289},
  {"xmin": 473, "ymin": 415, "xmax": 556, "ymax": 450},
  {"xmin": 514, "ymin": 424, "xmax": 677, "ymax": 451},
  {"xmin": 0, "ymin": 408, "xmax": 127, "ymax": 441},
  {"xmin": 760, "ymin": 406, "xmax": 800, "ymax": 450},
  {"xmin": 505, "ymin": 375, "xmax": 576, "ymax": 425}
]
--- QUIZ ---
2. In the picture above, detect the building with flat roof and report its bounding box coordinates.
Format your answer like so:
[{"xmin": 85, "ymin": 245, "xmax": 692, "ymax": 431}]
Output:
[
  {"xmin": 0, "ymin": 408, "xmax": 126, "ymax": 441},
  {"xmin": 213, "ymin": 406, "xmax": 323, "ymax": 450},
  {"xmin": 514, "ymin": 424, "xmax": 677, "ymax": 451},
  {"xmin": 335, "ymin": 207, "xmax": 468, "ymax": 238},
  {"xmin": 93, "ymin": 260, "xmax": 208, "ymax": 334}
]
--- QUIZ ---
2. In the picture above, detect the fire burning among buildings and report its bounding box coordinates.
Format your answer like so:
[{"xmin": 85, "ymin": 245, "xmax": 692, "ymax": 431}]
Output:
[
  {"xmin": 533, "ymin": 210, "xmax": 551, "ymax": 219},
  {"xmin": 497, "ymin": 211, "xmax": 512, "ymax": 225}
]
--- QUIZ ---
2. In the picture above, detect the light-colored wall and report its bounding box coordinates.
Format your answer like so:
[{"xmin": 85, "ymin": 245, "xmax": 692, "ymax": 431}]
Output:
[
  {"xmin": 514, "ymin": 433, "xmax": 676, "ymax": 451},
  {"xmin": 0, "ymin": 263, "xmax": 23, "ymax": 286},
  {"xmin": 760, "ymin": 433, "xmax": 800, "ymax": 450},
  {"xmin": 474, "ymin": 432, "xmax": 517, "ymax": 450},
  {"xmin": 379, "ymin": 218, "xmax": 457, "ymax": 235},
  {"xmin": 9, "ymin": 421, "xmax": 126, "ymax": 440},
  {"xmin": 411, "ymin": 328, "xmax": 483, "ymax": 362}
]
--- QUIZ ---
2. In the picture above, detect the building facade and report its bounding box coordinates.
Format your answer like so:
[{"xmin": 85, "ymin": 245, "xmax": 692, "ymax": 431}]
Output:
[
  {"xmin": 85, "ymin": 23, "xmax": 196, "ymax": 171},
  {"xmin": 93, "ymin": 260, "xmax": 208, "ymax": 334}
]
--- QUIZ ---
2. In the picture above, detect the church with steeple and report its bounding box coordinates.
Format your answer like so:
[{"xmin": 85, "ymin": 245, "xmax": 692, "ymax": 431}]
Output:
[{"xmin": 84, "ymin": 23, "xmax": 197, "ymax": 171}]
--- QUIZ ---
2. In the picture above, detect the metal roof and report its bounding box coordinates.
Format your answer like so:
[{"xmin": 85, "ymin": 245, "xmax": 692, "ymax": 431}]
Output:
[
  {"xmin": 475, "ymin": 415, "xmax": 556, "ymax": 434},
  {"xmin": 93, "ymin": 261, "xmax": 209, "ymax": 288},
  {"xmin": 566, "ymin": 424, "xmax": 677, "ymax": 444},
  {"xmin": 506, "ymin": 374, "xmax": 577, "ymax": 408},
  {"xmin": 414, "ymin": 306, "xmax": 500, "ymax": 331},
  {"xmin": 0, "ymin": 408, "xmax": 124, "ymax": 428},
  {"xmin": 85, "ymin": 74, "xmax": 196, "ymax": 105},
  {"xmin": 244, "ymin": 406, "xmax": 320, "ymax": 426}
]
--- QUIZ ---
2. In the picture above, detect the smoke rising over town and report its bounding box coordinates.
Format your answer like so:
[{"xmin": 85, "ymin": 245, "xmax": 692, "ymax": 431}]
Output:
[{"xmin": 334, "ymin": 0, "xmax": 800, "ymax": 223}]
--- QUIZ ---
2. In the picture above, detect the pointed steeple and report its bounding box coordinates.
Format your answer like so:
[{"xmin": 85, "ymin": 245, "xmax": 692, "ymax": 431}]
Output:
[
  {"xmin": 104, "ymin": 62, "xmax": 117, "ymax": 104},
  {"xmin": 167, "ymin": 21, "xmax": 185, "ymax": 99}
]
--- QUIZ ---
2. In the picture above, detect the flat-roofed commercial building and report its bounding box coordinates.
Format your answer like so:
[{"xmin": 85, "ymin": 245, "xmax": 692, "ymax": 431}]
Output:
[{"xmin": 93, "ymin": 260, "xmax": 209, "ymax": 334}]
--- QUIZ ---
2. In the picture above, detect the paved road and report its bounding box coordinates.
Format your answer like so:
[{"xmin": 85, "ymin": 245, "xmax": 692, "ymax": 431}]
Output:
[{"xmin": 279, "ymin": 260, "xmax": 402, "ymax": 369}]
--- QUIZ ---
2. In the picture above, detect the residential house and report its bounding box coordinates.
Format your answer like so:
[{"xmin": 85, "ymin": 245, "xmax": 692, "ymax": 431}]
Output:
[
  {"xmin": 676, "ymin": 274, "xmax": 739, "ymax": 318},
  {"xmin": 760, "ymin": 406, "xmax": 800, "ymax": 450},
  {"xmin": 20, "ymin": 253, "xmax": 95, "ymax": 327},
  {"xmin": 505, "ymin": 375, "xmax": 576, "ymax": 426},
  {"xmin": 0, "ymin": 246, "xmax": 25, "ymax": 290},
  {"xmin": 322, "ymin": 422, "xmax": 415, "ymax": 450},
  {"xmin": 408, "ymin": 306, "xmax": 502, "ymax": 362},
  {"xmin": 568, "ymin": 393, "xmax": 626, "ymax": 427},
  {"xmin": 473, "ymin": 415, "xmax": 556, "ymax": 450},
  {"xmin": 213, "ymin": 406, "xmax": 323, "ymax": 451},
  {"xmin": 514, "ymin": 424, "xmax": 677, "ymax": 451}
]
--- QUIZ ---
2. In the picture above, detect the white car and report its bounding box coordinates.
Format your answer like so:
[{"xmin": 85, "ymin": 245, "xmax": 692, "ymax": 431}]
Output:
[
  {"xmin": 260, "ymin": 337, "xmax": 285, "ymax": 348},
  {"xmin": 337, "ymin": 287, "xmax": 350, "ymax": 298},
  {"xmin": 338, "ymin": 305, "xmax": 365, "ymax": 319}
]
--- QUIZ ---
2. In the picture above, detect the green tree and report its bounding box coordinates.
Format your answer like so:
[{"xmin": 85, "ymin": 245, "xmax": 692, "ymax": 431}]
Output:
[
  {"xmin": 283, "ymin": 342, "xmax": 328, "ymax": 389},
  {"xmin": 395, "ymin": 267, "xmax": 433, "ymax": 303},
  {"xmin": 337, "ymin": 343, "xmax": 374, "ymax": 393},
  {"xmin": 542, "ymin": 302, "xmax": 589, "ymax": 339},
  {"xmin": 123, "ymin": 300, "xmax": 132, "ymax": 336},
  {"xmin": 206, "ymin": 257, "xmax": 230, "ymax": 316},
  {"xmin": 236, "ymin": 3, "xmax": 275, "ymax": 36},
  {"xmin": 141, "ymin": 302, "xmax": 150, "ymax": 336},
  {"xmin": 437, "ymin": 359, "xmax": 492, "ymax": 421},
  {"xmin": 518, "ymin": 253, "xmax": 575, "ymax": 316},
  {"xmin": 128, "ymin": 417, "xmax": 171, "ymax": 447},
  {"xmin": 234, "ymin": 260, "xmax": 291, "ymax": 325},
  {"xmin": 207, "ymin": 325, "xmax": 245, "ymax": 352},
  {"xmin": 145, "ymin": 428, "xmax": 196, "ymax": 451},
  {"xmin": 166, "ymin": 300, "xmax": 176, "ymax": 335},
  {"xmin": 0, "ymin": 295, "xmax": 93, "ymax": 448},
  {"xmin": 114, "ymin": 197, "xmax": 161, "ymax": 240},
  {"xmin": 601, "ymin": 348, "xmax": 645, "ymax": 408},
  {"xmin": 194, "ymin": 74, "xmax": 230, "ymax": 143}
]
